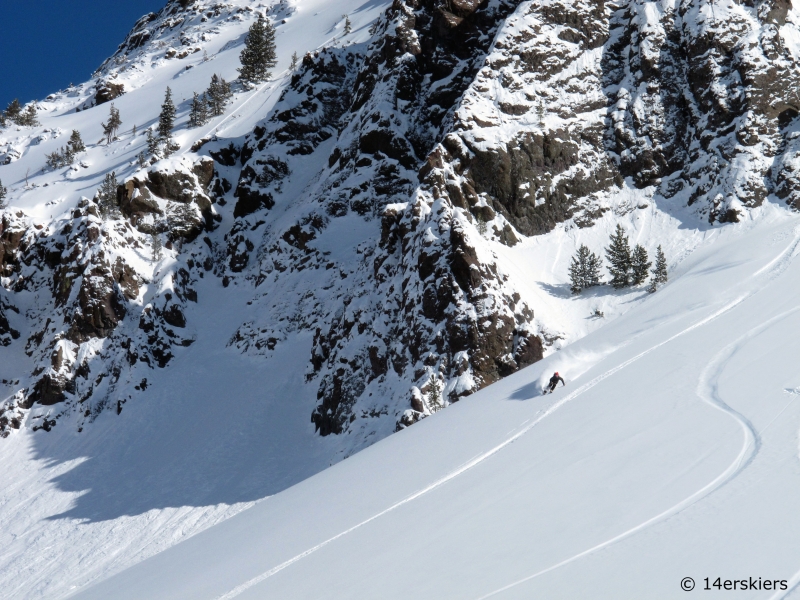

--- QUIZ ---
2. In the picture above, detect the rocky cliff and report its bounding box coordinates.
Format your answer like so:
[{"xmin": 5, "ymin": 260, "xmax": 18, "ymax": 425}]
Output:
[{"xmin": 2, "ymin": 0, "xmax": 800, "ymax": 453}]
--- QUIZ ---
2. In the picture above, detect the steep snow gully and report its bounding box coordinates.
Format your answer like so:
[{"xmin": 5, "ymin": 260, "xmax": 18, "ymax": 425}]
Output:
[{"xmin": 70, "ymin": 213, "xmax": 800, "ymax": 599}]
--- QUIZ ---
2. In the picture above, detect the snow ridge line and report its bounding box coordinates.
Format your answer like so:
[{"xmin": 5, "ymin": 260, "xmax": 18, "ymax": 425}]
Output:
[
  {"xmin": 476, "ymin": 305, "xmax": 800, "ymax": 600},
  {"xmin": 213, "ymin": 296, "xmax": 748, "ymax": 600}
]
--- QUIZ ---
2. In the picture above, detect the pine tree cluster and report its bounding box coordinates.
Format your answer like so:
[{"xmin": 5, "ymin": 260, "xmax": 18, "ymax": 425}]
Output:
[
  {"xmin": 45, "ymin": 130, "xmax": 86, "ymax": 169},
  {"xmin": 567, "ymin": 225, "xmax": 668, "ymax": 294},
  {"xmin": 0, "ymin": 179, "xmax": 7, "ymax": 209},
  {"xmin": 238, "ymin": 14, "xmax": 277, "ymax": 84},
  {"xmin": 189, "ymin": 75, "xmax": 233, "ymax": 127},
  {"xmin": 568, "ymin": 245, "xmax": 601, "ymax": 294},
  {"xmin": 1, "ymin": 99, "xmax": 39, "ymax": 128},
  {"xmin": 605, "ymin": 224, "xmax": 652, "ymax": 289}
]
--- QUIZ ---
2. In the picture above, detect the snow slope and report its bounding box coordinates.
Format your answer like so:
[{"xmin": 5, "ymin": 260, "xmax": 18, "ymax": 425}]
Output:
[
  {"xmin": 68, "ymin": 206, "xmax": 800, "ymax": 599},
  {"xmin": 4, "ymin": 0, "xmax": 800, "ymax": 597},
  {"xmin": 0, "ymin": 1, "xmax": 394, "ymax": 597}
]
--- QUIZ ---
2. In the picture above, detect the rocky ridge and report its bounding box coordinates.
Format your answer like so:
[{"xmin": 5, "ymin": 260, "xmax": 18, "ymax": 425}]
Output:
[{"xmin": 3, "ymin": 0, "xmax": 800, "ymax": 453}]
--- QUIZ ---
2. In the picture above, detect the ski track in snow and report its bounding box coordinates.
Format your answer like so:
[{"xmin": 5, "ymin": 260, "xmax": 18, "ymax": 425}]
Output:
[
  {"xmin": 476, "ymin": 306, "xmax": 800, "ymax": 599},
  {"xmin": 215, "ymin": 227, "xmax": 800, "ymax": 600},
  {"xmin": 213, "ymin": 297, "xmax": 754, "ymax": 599}
]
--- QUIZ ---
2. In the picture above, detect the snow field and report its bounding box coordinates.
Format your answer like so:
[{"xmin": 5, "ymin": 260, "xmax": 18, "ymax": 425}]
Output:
[
  {"xmin": 67, "ymin": 209, "xmax": 800, "ymax": 599},
  {"xmin": 3, "ymin": 0, "xmax": 800, "ymax": 597}
]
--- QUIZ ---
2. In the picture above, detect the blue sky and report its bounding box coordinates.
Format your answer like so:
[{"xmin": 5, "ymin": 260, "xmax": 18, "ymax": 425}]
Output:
[{"xmin": 0, "ymin": 1, "xmax": 167, "ymax": 110}]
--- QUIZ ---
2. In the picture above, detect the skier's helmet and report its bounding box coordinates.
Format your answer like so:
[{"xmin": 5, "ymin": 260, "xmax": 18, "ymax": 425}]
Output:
[{"xmin": 554, "ymin": 371, "xmax": 559, "ymax": 376}]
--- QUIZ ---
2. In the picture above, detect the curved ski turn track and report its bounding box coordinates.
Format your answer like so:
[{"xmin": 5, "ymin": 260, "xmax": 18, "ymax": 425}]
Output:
[
  {"xmin": 213, "ymin": 224, "xmax": 800, "ymax": 600},
  {"xmin": 70, "ymin": 218, "xmax": 800, "ymax": 600}
]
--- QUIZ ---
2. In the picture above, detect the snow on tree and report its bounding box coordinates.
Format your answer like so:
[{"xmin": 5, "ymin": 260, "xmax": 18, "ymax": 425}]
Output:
[
  {"xmin": 630, "ymin": 244, "xmax": 651, "ymax": 286},
  {"xmin": 96, "ymin": 172, "xmax": 119, "ymax": 219},
  {"xmin": 0, "ymin": 179, "xmax": 7, "ymax": 209},
  {"xmin": 475, "ymin": 212, "xmax": 487, "ymax": 236},
  {"xmin": 343, "ymin": 14, "xmax": 352, "ymax": 35},
  {"xmin": 45, "ymin": 149, "xmax": 68, "ymax": 170},
  {"xmin": 102, "ymin": 103, "xmax": 122, "ymax": 144},
  {"xmin": 238, "ymin": 13, "xmax": 277, "ymax": 84},
  {"xmin": 290, "ymin": 51, "xmax": 299, "ymax": 70},
  {"xmin": 17, "ymin": 104, "xmax": 39, "ymax": 127},
  {"xmin": 45, "ymin": 130, "xmax": 86, "ymax": 169},
  {"xmin": 568, "ymin": 245, "xmax": 602, "ymax": 294},
  {"xmin": 158, "ymin": 87, "xmax": 177, "ymax": 141},
  {"xmin": 206, "ymin": 74, "xmax": 232, "ymax": 116},
  {"xmin": 426, "ymin": 376, "xmax": 444, "ymax": 413},
  {"xmin": 648, "ymin": 245, "xmax": 668, "ymax": 293},
  {"xmin": 3, "ymin": 99, "xmax": 22, "ymax": 124},
  {"xmin": 151, "ymin": 232, "xmax": 163, "ymax": 262},
  {"xmin": 67, "ymin": 130, "xmax": 86, "ymax": 153},
  {"xmin": 605, "ymin": 224, "xmax": 633, "ymax": 289}
]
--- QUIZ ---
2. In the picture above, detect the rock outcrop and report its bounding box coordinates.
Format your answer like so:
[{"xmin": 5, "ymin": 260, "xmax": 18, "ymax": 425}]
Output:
[{"xmin": 7, "ymin": 0, "xmax": 800, "ymax": 456}]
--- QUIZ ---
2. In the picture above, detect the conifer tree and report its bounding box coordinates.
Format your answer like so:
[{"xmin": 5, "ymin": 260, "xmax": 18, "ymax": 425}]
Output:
[
  {"xmin": 17, "ymin": 104, "xmax": 39, "ymax": 127},
  {"xmin": 46, "ymin": 149, "xmax": 67, "ymax": 170},
  {"xmin": 189, "ymin": 92, "xmax": 208, "ymax": 128},
  {"xmin": 102, "ymin": 103, "xmax": 122, "ymax": 143},
  {"xmin": 206, "ymin": 75, "xmax": 232, "ymax": 116},
  {"xmin": 568, "ymin": 245, "xmax": 602, "ymax": 294},
  {"xmin": 426, "ymin": 376, "xmax": 443, "ymax": 413},
  {"xmin": 343, "ymin": 14, "xmax": 352, "ymax": 35},
  {"xmin": 648, "ymin": 245, "xmax": 668, "ymax": 293},
  {"xmin": 64, "ymin": 145, "xmax": 75, "ymax": 165},
  {"xmin": 146, "ymin": 128, "xmax": 159, "ymax": 157},
  {"xmin": 238, "ymin": 14, "xmax": 277, "ymax": 84},
  {"xmin": 290, "ymin": 51, "xmax": 299, "ymax": 70},
  {"xmin": 96, "ymin": 171, "xmax": 119, "ymax": 219},
  {"xmin": 151, "ymin": 232, "xmax": 163, "ymax": 261},
  {"xmin": 630, "ymin": 244, "xmax": 651, "ymax": 286},
  {"xmin": 132, "ymin": 124, "xmax": 137, "ymax": 137},
  {"xmin": 4, "ymin": 99, "xmax": 22, "ymax": 124},
  {"xmin": 0, "ymin": 179, "xmax": 7, "ymax": 209},
  {"xmin": 67, "ymin": 129, "xmax": 86, "ymax": 153},
  {"xmin": 158, "ymin": 87, "xmax": 176, "ymax": 141},
  {"xmin": 605, "ymin": 224, "xmax": 632, "ymax": 289}
]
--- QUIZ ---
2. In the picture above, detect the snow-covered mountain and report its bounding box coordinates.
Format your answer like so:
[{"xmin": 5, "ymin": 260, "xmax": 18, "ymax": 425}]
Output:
[{"xmin": 2, "ymin": 0, "xmax": 800, "ymax": 597}]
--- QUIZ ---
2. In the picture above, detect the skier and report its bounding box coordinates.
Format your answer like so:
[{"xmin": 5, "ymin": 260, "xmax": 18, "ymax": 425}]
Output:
[{"xmin": 543, "ymin": 371, "xmax": 565, "ymax": 395}]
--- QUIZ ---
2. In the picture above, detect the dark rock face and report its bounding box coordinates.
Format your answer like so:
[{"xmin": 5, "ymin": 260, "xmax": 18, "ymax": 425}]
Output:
[
  {"xmin": 0, "ymin": 214, "xmax": 26, "ymax": 277},
  {"xmin": 602, "ymin": 0, "xmax": 800, "ymax": 220},
  {"xmin": 233, "ymin": 166, "xmax": 275, "ymax": 218},
  {"xmin": 120, "ymin": 180, "xmax": 163, "ymax": 225},
  {"xmin": 214, "ymin": 0, "xmax": 543, "ymax": 443},
  {"xmin": 298, "ymin": 0, "xmax": 549, "ymax": 437},
  {"xmin": 0, "ymin": 162, "xmax": 208, "ymax": 436},
  {"xmin": 120, "ymin": 157, "xmax": 214, "ymax": 240},
  {"xmin": 94, "ymin": 80, "xmax": 125, "ymax": 106},
  {"xmin": 68, "ymin": 265, "xmax": 127, "ymax": 343},
  {"xmin": 416, "ymin": 0, "xmax": 621, "ymax": 238}
]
